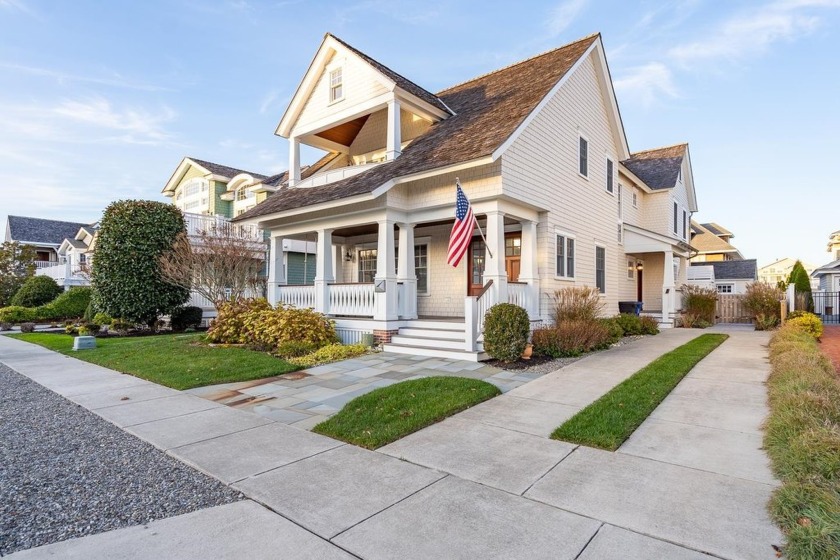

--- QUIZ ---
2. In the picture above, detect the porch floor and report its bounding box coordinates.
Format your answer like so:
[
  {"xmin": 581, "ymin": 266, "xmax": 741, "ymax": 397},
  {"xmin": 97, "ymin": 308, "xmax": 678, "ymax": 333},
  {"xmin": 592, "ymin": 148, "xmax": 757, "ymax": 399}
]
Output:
[{"xmin": 187, "ymin": 353, "xmax": 542, "ymax": 430}]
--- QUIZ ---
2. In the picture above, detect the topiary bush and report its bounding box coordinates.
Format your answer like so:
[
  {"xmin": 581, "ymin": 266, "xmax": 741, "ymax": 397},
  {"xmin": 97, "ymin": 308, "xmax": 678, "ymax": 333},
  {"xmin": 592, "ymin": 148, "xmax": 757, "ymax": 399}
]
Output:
[
  {"xmin": 206, "ymin": 298, "xmax": 272, "ymax": 344},
  {"xmin": 11, "ymin": 276, "xmax": 62, "ymax": 308},
  {"xmin": 170, "ymin": 306, "xmax": 204, "ymax": 332},
  {"xmin": 614, "ymin": 313, "xmax": 643, "ymax": 335},
  {"xmin": 787, "ymin": 313, "xmax": 823, "ymax": 340},
  {"xmin": 37, "ymin": 287, "xmax": 91, "ymax": 321},
  {"xmin": 92, "ymin": 200, "xmax": 189, "ymax": 326},
  {"xmin": 0, "ymin": 306, "xmax": 36, "ymax": 324},
  {"xmin": 19, "ymin": 322, "xmax": 35, "ymax": 333},
  {"xmin": 483, "ymin": 303, "xmax": 530, "ymax": 362}
]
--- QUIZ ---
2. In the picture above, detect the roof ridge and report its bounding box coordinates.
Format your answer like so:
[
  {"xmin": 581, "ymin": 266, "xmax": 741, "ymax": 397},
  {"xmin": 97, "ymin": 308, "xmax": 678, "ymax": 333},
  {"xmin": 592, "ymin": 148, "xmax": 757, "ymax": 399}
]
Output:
[
  {"xmin": 187, "ymin": 156, "xmax": 267, "ymax": 178},
  {"xmin": 436, "ymin": 32, "xmax": 600, "ymax": 95},
  {"xmin": 628, "ymin": 142, "xmax": 688, "ymax": 158}
]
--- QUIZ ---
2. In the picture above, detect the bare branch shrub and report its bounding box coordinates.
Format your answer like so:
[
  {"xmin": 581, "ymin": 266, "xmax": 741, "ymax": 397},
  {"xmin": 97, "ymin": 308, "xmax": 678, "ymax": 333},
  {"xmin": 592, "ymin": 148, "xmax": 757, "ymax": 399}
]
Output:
[{"xmin": 552, "ymin": 286, "xmax": 604, "ymax": 323}]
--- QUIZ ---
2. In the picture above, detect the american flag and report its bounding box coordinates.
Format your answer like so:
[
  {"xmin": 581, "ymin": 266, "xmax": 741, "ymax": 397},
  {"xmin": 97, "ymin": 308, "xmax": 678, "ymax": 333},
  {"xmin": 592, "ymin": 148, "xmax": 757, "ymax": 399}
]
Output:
[{"xmin": 446, "ymin": 181, "xmax": 476, "ymax": 267}]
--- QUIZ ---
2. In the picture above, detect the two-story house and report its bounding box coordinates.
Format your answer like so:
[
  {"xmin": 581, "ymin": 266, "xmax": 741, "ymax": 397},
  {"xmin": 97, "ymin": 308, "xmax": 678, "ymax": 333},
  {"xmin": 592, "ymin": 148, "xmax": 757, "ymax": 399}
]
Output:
[
  {"xmin": 234, "ymin": 32, "xmax": 699, "ymax": 359},
  {"xmin": 812, "ymin": 230, "xmax": 840, "ymax": 292},
  {"xmin": 688, "ymin": 221, "xmax": 743, "ymax": 262},
  {"xmin": 5, "ymin": 216, "xmax": 90, "ymax": 267}
]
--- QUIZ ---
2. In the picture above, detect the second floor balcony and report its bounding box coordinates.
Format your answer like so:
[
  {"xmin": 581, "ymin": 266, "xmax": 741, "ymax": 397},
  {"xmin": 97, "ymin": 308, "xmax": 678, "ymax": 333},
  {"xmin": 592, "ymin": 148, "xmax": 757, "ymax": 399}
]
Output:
[{"xmin": 183, "ymin": 212, "xmax": 263, "ymax": 241}]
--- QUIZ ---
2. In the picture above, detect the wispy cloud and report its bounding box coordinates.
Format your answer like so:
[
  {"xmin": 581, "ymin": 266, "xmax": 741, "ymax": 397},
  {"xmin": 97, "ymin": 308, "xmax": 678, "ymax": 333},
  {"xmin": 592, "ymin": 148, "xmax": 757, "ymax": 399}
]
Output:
[
  {"xmin": 0, "ymin": 62, "xmax": 173, "ymax": 92},
  {"xmin": 259, "ymin": 89, "xmax": 282, "ymax": 114},
  {"xmin": 52, "ymin": 98, "xmax": 177, "ymax": 145},
  {"xmin": 547, "ymin": 0, "xmax": 588, "ymax": 36},
  {"xmin": 0, "ymin": 0, "xmax": 34, "ymax": 14},
  {"xmin": 614, "ymin": 62, "xmax": 679, "ymax": 108}
]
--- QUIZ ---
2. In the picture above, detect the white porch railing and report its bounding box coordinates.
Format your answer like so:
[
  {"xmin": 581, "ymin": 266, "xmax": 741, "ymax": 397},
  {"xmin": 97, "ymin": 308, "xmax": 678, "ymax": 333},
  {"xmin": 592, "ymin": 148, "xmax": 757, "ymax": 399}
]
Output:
[
  {"xmin": 277, "ymin": 285, "xmax": 316, "ymax": 309},
  {"xmin": 507, "ymin": 282, "xmax": 528, "ymax": 310},
  {"xmin": 328, "ymin": 283, "xmax": 375, "ymax": 316},
  {"xmin": 465, "ymin": 280, "xmax": 496, "ymax": 352},
  {"xmin": 35, "ymin": 260, "xmax": 59, "ymax": 269},
  {"xmin": 293, "ymin": 161, "xmax": 383, "ymax": 189},
  {"xmin": 183, "ymin": 212, "xmax": 262, "ymax": 240}
]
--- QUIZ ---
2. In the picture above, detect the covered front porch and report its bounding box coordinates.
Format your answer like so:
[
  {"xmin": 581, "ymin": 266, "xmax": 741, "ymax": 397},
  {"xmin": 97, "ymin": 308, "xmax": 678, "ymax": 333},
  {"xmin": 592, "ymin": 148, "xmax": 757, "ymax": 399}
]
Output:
[
  {"xmin": 264, "ymin": 201, "xmax": 542, "ymax": 356},
  {"xmin": 623, "ymin": 224, "xmax": 691, "ymax": 327}
]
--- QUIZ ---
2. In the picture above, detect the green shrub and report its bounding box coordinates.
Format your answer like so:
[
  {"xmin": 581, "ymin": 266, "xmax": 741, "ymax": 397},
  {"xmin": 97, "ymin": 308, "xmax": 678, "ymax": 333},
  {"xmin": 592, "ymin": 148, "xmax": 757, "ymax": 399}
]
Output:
[
  {"xmin": 552, "ymin": 286, "xmax": 604, "ymax": 323},
  {"xmin": 483, "ymin": 303, "xmax": 530, "ymax": 362},
  {"xmin": 245, "ymin": 305, "xmax": 338, "ymax": 352},
  {"xmin": 787, "ymin": 313, "xmax": 824, "ymax": 340},
  {"xmin": 532, "ymin": 320, "xmax": 611, "ymax": 358},
  {"xmin": 0, "ymin": 241, "xmax": 36, "ymax": 307},
  {"xmin": 788, "ymin": 310, "xmax": 810, "ymax": 320},
  {"xmin": 640, "ymin": 315, "xmax": 660, "ymax": 335},
  {"xmin": 614, "ymin": 313, "xmax": 643, "ymax": 335},
  {"xmin": 0, "ymin": 306, "xmax": 36, "ymax": 324},
  {"xmin": 170, "ymin": 306, "xmax": 204, "ymax": 332},
  {"xmin": 78, "ymin": 322, "xmax": 101, "ymax": 336},
  {"xmin": 744, "ymin": 282, "xmax": 783, "ymax": 327},
  {"xmin": 206, "ymin": 298, "xmax": 272, "ymax": 344},
  {"xmin": 37, "ymin": 287, "xmax": 91, "ymax": 321},
  {"xmin": 111, "ymin": 319, "xmax": 132, "ymax": 335},
  {"xmin": 10, "ymin": 276, "xmax": 62, "ymax": 308},
  {"xmin": 275, "ymin": 340, "xmax": 319, "ymax": 359},
  {"xmin": 93, "ymin": 312, "xmax": 113, "ymax": 326},
  {"xmin": 681, "ymin": 284, "xmax": 717, "ymax": 324},
  {"xmin": 289, "ymin": 343, "xmax": 368, "ymax": 368},
  {"xmin": 91, "ymin": 199, "xmax": 189, "ymax": 325},
  {"xmin": 19, "ymin": 322, "xmax": 35, "ymax": 333},
  {"xmin": 0, "ymin": 321, "xmax": 11, "ymax": 331},
  {"xmin": 599, "ymin": 317, "xmax": 624, "ymax": 344}
]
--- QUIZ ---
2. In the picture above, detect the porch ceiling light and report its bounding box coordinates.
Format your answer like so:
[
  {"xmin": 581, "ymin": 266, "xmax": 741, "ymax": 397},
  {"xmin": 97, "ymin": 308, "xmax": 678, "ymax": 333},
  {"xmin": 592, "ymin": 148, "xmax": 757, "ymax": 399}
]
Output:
[{"xmin": 636, "ymin": 263, "xmax": 644, "ymax": 271}]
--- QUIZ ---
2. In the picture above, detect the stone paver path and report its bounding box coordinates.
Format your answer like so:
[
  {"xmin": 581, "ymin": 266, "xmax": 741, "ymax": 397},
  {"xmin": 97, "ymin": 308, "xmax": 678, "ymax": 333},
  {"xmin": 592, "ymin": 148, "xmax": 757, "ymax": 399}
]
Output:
[
  {"xmin": 186, "ymin": 352, "xmax": 536, "ymax": 429},
  {"xmin": 1, "ymin": 327, "xmax": 783, "ymax": 559}
]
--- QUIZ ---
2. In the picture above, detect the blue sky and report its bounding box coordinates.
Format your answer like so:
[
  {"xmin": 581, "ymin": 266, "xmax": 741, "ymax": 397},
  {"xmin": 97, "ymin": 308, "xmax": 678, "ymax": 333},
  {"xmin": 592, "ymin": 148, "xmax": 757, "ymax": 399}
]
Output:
[{"xmin": 1, "ymin": 0, "xmax": 838, "ymax": 268}]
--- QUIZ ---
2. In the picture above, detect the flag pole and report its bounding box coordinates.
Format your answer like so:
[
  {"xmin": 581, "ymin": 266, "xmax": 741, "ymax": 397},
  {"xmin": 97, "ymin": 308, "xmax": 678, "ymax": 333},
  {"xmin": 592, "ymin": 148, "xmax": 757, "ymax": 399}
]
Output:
[{"xmin": 457, "ymin": 177, "xmax": 493, "ymax": 259}]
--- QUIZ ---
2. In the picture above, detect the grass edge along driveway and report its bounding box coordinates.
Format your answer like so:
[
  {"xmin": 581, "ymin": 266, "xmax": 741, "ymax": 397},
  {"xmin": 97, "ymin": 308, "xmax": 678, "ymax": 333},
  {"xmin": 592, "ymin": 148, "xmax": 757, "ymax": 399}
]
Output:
[
  {"xmin": 313, "ymin": 376, "xmax": 501, "ymax": 449},
  {"xmin": 552, "ymin": 333, "xmax": 728, "ymax": 451},
  {"xmin": 7, "ymin": 333, "xmax": 298, "ymax": 390}
]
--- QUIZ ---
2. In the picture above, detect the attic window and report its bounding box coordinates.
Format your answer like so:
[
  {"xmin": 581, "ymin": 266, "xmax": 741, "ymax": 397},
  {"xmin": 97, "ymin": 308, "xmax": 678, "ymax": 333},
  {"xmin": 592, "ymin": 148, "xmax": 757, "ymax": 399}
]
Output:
[
  {"xmin": 578, "ymin": 136, "xmax": 588, "ymax": 177},
  {"xmin": 329, "ymin": 68, "xmax": 343, "ymax": 102}
]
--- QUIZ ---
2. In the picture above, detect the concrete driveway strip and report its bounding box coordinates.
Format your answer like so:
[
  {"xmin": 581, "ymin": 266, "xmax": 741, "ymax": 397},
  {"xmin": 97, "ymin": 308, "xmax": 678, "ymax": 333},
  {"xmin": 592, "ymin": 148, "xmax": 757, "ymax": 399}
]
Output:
[
  {"xmin": 333, "ymin": 476, "xmax": 602, "ymax": 560},
  {"xmin": 525, "ymin": 447, "xmax": 782, "ymax": 560},
  {"xmin": 7, "ymin": 501, "xmax": 355, "ymax": 560},
  {"xmin": 234, "ymin": 445, "xmax": 445, "ymax": 539}
]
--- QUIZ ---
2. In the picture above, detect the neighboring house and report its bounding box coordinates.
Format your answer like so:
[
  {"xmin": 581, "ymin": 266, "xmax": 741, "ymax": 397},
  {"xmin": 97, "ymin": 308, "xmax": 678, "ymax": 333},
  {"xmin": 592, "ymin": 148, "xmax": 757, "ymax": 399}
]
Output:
[
  {"xmin": 5, "ymin": 215, "xmax": 89, "ymax": 267},
  {"xmin": 38, "ymin": 224, "xmax": 99, "ymax": 289},
  {"xmin": 689, "ymin": 221, "xmax": 743, "ymax": 262},
  {"xmin": 759, "ymin": 257, "xmax": 818, "ymax": 289},
  {"xmin": 827, "ymin": 229, "xmax": 840, "ymax": 261},
  {"xmin": 812, "ymin": 230, "xmax": 840, "ymax": 293},
  {"xmin": 688, "ymin": 259, "xmax": 757, "ymax": 294},
  {"xmin": 234, "ymin": 32, "xmax": 699, "ymax": 359}
]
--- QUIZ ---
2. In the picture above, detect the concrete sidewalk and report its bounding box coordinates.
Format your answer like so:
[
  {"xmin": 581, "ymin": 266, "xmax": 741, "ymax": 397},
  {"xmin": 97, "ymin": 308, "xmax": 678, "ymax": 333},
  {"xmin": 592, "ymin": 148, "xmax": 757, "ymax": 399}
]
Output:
[{"xmin": 1, "ymin": 328, "xmax": 782, "ymax": 559}]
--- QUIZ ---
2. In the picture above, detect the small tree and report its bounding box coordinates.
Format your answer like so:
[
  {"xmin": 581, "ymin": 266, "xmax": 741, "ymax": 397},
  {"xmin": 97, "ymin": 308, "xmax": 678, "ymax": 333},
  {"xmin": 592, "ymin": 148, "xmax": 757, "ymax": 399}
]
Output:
[
  {"xmin": 788, "ymin": 260, "xmax": 813, "ymax": 312},
  {"xmin": 0, "ymin": 241, "xmax": 36, "ymax": 307},
  {"xmin": 158, "ymin": 223, "xmax": 266, "ymax": 312},
  {"xmin": 11, "ymin": 275, "xmax": 62, "ymax": 307},
  {"xmin": 92, "ymin": 200, "xmax": 189, "ymax": 326}
]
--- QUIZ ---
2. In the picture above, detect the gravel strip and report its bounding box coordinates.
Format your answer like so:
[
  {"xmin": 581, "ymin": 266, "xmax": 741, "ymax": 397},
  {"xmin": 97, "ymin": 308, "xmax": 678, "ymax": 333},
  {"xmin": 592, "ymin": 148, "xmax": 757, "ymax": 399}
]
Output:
[
  {"xmin": 490, "ymin": 335, "xmax": 646, "ymax": 375},
  {"xmin": 0, "ymin": 365, "xmax": 243, "ymax": 556}
]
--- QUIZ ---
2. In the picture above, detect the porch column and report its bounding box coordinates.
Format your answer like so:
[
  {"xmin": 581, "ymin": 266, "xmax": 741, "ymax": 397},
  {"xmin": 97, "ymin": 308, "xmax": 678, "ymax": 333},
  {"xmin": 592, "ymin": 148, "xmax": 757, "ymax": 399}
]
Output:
[
  {"xmin": 374, "ymin": 219, "xmax": 398, "ymax": 321},
  {"xmin": 314, "ymin": 229, "xmax": 334, "ymax": 314},
  {"xmin": 266, "ymin": 236, "xmax": 286, "ymax": 306},
  {"xmin": 519, "ymin": 219, "xmax": 540, "ymax": 319},
  {"xmin": 386, "ymin": 98, "xmax": 401, "ymax": 161},
  {"xmin": 662, "ymin": 249, "xmax": 675, "ymax": 320},
  {"xmin": 397, "ymin": 222, "xmax": 417, "ymax": 319},
  {"xmin": 289, "ymin": 137, "xmax": 301, "ymax": 186},
  {"xmin": 484, "ymin": 210, "xmax": 508, "ymax": 305}
]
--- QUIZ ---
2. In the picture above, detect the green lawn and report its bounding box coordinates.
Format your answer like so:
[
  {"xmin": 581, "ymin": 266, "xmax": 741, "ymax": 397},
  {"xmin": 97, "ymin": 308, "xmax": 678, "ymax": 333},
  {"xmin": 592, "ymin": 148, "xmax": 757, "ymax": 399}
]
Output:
[
  {"xmin": 8, "ymin": 332, "xmax": 298, "ymax": 390},
  {"xmin": 313, "ymin": 376, "xmax": 501, "ymax": 449},
  {"xmin": 552, "ymin": 333, "xmax": 728, "ymax": 450}
]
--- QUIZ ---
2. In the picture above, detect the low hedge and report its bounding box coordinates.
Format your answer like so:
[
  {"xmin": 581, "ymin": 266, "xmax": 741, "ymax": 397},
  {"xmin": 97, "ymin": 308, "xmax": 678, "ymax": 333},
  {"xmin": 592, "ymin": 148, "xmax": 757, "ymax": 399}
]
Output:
[
  {"xmin": 0, "ymin": 287, "xmax": 92, "ymax": 324},
  {"xmin": 11, "ymin": 276, "xmax": 62, "ymax": 307},
  {"xmin": 765, "ymin": 324, "xmax": 840, "ymax": 559}
]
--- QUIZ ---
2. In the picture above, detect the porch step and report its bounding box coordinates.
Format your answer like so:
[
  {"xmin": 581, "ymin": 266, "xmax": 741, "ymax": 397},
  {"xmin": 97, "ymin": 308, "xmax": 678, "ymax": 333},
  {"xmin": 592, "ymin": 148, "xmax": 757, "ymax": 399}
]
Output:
[
  {"xmin": 390, "ymin": 334, "xmax": 465, "ymax": 350},
  {"xmin": 382, "ymin": 343, "xmax": 488, "ymax": 362},
  {"xmin": 397, "ymin": 327, "xmax": 465, "ymax": 341},
  {"xmin": 400, "ymin": 319, "xmax": 466, "ymax": 331}
]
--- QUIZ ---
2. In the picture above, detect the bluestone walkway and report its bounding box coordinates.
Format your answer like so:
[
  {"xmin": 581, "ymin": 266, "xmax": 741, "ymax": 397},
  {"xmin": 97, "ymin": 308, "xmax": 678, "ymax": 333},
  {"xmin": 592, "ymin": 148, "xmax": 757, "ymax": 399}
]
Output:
[
  {"xmin": 185, "ymin": 352, "xmax": 531, "ymax": 430},
  {"xmin": 0, "ymin": 328, "xmax": 782, "ymax": 559}
]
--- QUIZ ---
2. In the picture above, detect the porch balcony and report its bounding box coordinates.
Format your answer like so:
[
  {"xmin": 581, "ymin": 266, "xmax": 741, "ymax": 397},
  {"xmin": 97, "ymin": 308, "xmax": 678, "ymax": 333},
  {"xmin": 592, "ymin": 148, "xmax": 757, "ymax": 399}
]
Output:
[{"xmin": 183, "ymin": 212, "xmax": 262, "ymax": 241}]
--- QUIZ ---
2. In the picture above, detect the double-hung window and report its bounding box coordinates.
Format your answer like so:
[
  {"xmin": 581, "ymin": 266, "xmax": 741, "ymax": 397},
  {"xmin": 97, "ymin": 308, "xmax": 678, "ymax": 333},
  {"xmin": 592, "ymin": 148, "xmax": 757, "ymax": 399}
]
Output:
[
  {"xmin": 393, "ymin": 243, "xmax": 429, "ymax": 295},
  {"xmin": 682, "ymin": 210, "xmax": 687, "ymax": 239},
  {"xmin": 358, "ymin": 248, "xmax": 376, "ymax": 283},
  {"xmin": 555, "ymin": 233, "xmax": 575, "ymax": 278},
  {"xmin": 606, "ymin": 158, "xmax": 614, "ymax": 193},
  {"xmin": 595, "ymin": 246, "xmax": 606, "ymax": 294},
  {"xmin": 578, "ymin": 136, "xmax": 588, "ymax": 177},
  {"xmin": 329, "ymin": 68, "xmax": 343, "ymax": 102},
  {"xmin": 673, "ymin": 202, "xmax": 678, "ymax": 234}
]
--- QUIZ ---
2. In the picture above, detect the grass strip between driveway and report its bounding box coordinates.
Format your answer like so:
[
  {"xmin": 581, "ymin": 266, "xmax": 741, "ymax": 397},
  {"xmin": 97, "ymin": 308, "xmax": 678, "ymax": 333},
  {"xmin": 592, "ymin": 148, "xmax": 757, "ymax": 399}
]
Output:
[
  {"xmin": 551, "ymin": 333, "xmax": 728, "ymax": 451},
  {"xmin": 763, "ymin": 325, "xmax": 840, "ymax": 560},
  {"xmin": 7, "ymin": 333, "xmax": 298, "ymax": 390},
  {"xmin": 313, "ymin": 376, "xmax": 501, "ymax": 449}
]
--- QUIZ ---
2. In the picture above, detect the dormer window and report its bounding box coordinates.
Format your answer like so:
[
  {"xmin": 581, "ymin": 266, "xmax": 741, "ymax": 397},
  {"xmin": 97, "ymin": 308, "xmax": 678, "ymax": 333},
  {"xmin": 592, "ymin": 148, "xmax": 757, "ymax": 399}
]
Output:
[{"xmin": 329, "ymin": 68, "xmax": 343, "ymax": 102}]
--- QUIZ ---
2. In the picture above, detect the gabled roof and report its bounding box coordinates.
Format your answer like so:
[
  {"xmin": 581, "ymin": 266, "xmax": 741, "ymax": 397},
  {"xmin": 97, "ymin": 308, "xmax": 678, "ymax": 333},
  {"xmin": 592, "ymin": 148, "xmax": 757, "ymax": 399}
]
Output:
[
  {"xmin": 812, "ymin": 258, "xmax": 840, "ymax": 276},
  {"xmin": 239, "ymin": 34, "xmax": 601, "ymax": 221},
  {"xmin": 691, "ymin": 259, "xmax": 757, "ymax": 280},
  {"xmin": 328, "ymin": 34, "xmax": 452, "ymax": 116},
  {"xmin": 702, "ymin": 222, "xmax": 732, "ymax": 237},
  {"xmin": 621, "ymin": 144, "xmax": 687, "ymax": 191},
  {"xmin": 690, "ymin": 221, "xmax": 742, "ymax": 256},
  {"xmin": 163, "ymin": 157, "xmax": 267, "ymax": 195},
  {"xmin": 6, "ymin": 216, "xmax": 90, "ymax": 246}
]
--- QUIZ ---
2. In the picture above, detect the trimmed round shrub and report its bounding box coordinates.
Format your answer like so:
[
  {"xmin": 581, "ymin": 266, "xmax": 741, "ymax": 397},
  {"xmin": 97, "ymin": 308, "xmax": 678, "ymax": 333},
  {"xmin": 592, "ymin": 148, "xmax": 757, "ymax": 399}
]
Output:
[
  {"xmin": 614, "ymin": 313, "xmax": 643, "ymax": 336},
  {"xmin": 37, "ymin": 287, "xmax": 92, "ymax": 321},
  {"xmin": 10, "ymin": 276, "xmax": 62, "ymax": 308},
  {"xmin": 19, "ymin": 322, "xmax": 35, "ymax": 333},
  {"xmin": 170, "ymin": 306, "xmax": 204, "ymax": 332},
  {"xmin": 92, "ymin": 200, "xmax": 189, "ymax": 326},
  {"xmin": 483, "ymin": 303, "xmax": 530, "ymax": 362},
  {"xmin": 0, "ymin": 306, "xmax": 36, "ymax": 324},
  {"xmin": 207, "ymin": 298, "xmax": 272, "ymax": 344},
  {"xmin": 787, "ymin": 313, "xmax": 823, "ymax": 340}
]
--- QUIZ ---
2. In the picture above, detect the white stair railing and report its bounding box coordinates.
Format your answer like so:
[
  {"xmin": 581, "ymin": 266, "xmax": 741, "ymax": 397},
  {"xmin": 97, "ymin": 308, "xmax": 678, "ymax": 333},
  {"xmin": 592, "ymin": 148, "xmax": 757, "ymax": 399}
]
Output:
[
  {"xmin": 507, "ymin": 282, "xmax": 528, "ymax": 310},
  {"xmin": 465, "ymin": 280, "xmax": 495, "ymax": 352},
  {"xmin": 328, "ymin": 283, "xmax": 375, "ymax": 317}
]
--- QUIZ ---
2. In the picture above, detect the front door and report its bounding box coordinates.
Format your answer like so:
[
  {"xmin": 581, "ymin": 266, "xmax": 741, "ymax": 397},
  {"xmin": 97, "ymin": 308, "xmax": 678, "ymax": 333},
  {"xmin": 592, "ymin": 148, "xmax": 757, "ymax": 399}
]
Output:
[
  {"xmin": 467, "ymin": 234, "xmax": 521, "ymax": 296},
  {"xmin": 636, "ymin": 262, "xmax": 644, "ymax": 302}
]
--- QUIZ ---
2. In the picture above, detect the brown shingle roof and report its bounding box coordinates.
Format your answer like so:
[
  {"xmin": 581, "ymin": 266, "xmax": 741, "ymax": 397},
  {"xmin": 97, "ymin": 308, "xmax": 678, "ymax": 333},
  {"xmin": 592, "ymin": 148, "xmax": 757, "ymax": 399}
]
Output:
[
  {"xmin": 621, "ymin": 143, "xmax": 687, "ymax": 190},
  {"xmin": 690, "ymin": 221, "xmax": 741, "ymax": 255},
  {"xmin": 189, "ymin": 157, "xmax": 267, "ymax": 181},
  {"xmin": 236, "ymin": 34, "xmax": 599, "ymax": 221}
]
